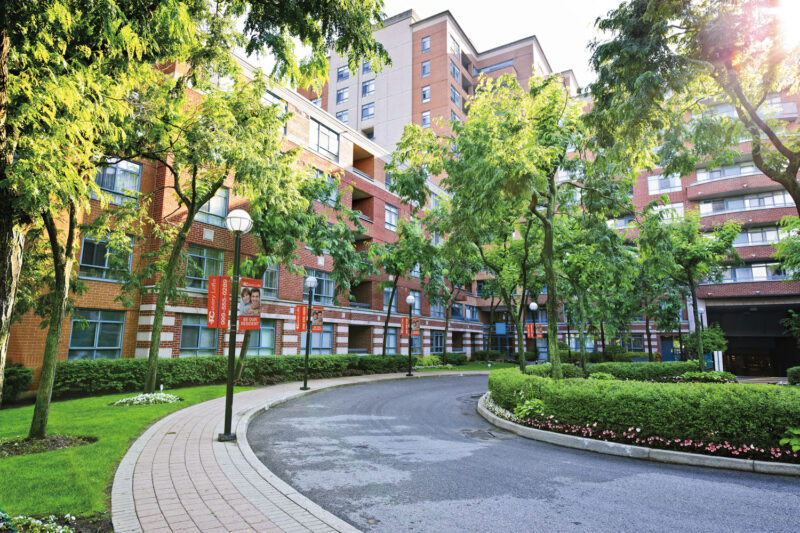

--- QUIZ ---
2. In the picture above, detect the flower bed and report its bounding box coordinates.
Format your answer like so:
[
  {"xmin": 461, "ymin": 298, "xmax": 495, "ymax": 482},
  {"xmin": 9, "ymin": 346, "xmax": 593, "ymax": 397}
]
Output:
[
  {"xmin": 0, "ymin": 511, "xmax": 76, "ymax": 533},
  {"xmin": 110, "ymin": 393, "xmax": 182, "ymax": 406},
  {"xmin": 482, "ymin": 393, "xmax": 800, "ymax": 464}
]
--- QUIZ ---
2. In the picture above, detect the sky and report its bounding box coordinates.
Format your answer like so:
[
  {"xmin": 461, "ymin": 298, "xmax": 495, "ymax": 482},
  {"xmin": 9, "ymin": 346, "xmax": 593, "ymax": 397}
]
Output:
[{"xmin": 381, "ymin": 0, "xmax": 623, "ymax": 87}]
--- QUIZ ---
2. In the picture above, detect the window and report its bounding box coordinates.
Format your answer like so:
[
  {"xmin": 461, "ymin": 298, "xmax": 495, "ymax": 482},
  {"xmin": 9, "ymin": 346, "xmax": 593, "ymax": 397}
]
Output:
[
  {"xmin": 361, "ymin": 102, "xmax": 375, "ymax": 120},
  {"xmin": 262, "ymin": 264, "xmax": 278, "ymax": 298},
  {"xmin": 311, "ymin": 97, "xmax": 322, "ymax": 107},
  {"xmin": 314, "ymin": 169, "xmax": 338, "ymax": 206},
  {"xmin": 696, "ymin": 162, "xmax": 758, "ymax": 183},
  {"xmin": 384, "ymin": 203, "xmax": 398, "ymax": 231},
  {"xmin": 653, "ymin": 202, "xmax": 685, "ymax": 220},
  {"xmin": 432, "ymin": 330, "xmax": 445, "ymax": 354},
  {"xmin": 197, "ymin": 187, "xmax": 228, "ymax": 227},
  {"xmin": 430, "ymin": 301, "xmax": 445, "ymax": 318},
  {"xmin": 68, "ymin": 309, "xmax": 125, "ymax": 360},
  {"xmin": 734, "ymin": 227, "xmax": 782, "ymax": 247},
  {"xmin": 465, "ymin": 305, "xmax": 478, "ymax": 321},
  {"xmin": 448, "ymin": 34, "xmax": 460, "ymax": 56},
  {"xmin": 78, "ymin": 236, "xmax": 131, "ymax": 281},
  {"xmin": 410, "ymin": 264, "xmax": 420, "ymax": 278},
  {"xmin": 476, "ymin": 280, "xmax": 487, "ymax": 297},
  {"xmin": 336, "ymin": 87, "xmax": 349, "ymax": 104},
  {"xmin": 451, "ymin": 110, "xmax": 461, "ymax": 122},
  {"xmin": 337, "ymin": 65, "xmax": 349, "ymax": 81},
  {"xmin": 386, "ymin": 327, "xmax": 398, "ymax": 354},
  {"xmin": 421, "ymin": 60, "xmax": 431, "ymax": 78},
  {"xmin": 432, "ymin": 231, "xmax": 443, "ymax": 246},
  {"xmin": 607, "ymin": 214, "xmax": 635, "ymax": 229},
  {"xmin": 421, "ymin": 36, "xmax": 431, "ymax": 53},
  {"xmin": 647, "ymin": 174, "xmax": 682, "ymax": 195},
  {"xmin": 411, "ymin": 335, "xmax": 421, "ymax": 354},
  {"xmin": 451, "ymin": 303, "xmax": 463, "ymax": 319},
  {"xmin": 450, "ymin": 85, "xmax": 460, "ymax": 106},
  {"xmin": 718, "ymin": 262, "xmax": 785, "ymax": 283},
  {"xmin": 94, "ymin": 160, "xmax": 141, "ymax": 205},
  {"xmin": 362, "ymin": 61, "xmax": 372, "ymax": 74},
  {"xmin": 303, "ymin": 269, "xmax": 335, "ymax": 305},
  {"xmin": 336, "ymin": 110, "xmax": 349, "ymax": 123},
  {"xmin": 421, "ymin": 85, "xmax": 430, "ymax": 103},
  {"xmin": 362, "ymin": 79, "xmax": 375, "ymax": 97},
  {"xmin": 421, "ymin": 111, "xmax": 431, "ymax": 128},
  {"xmin": 699, "ymin": 191, "xmax": 794, "ymax": 215},
  {"xmin": 478, "ymin": 59, "xmax": 514, "ymax": 74},
  {"xmin": 383, "ymin": 288, "xmax": 398, "ymax": 312},
  {"xmin": 309, "ymin": 119, "xmax": 339, "ymax": 161},
  {"xmin": 385, "ymin": 172, "xmax": 393, "ymax": 191},
  {"xmin": 180, "ymin": 314, "xmax": 218, "ymax": 357},
  {"xmin": 450, "ymin": 59, "xmax": 460, "ymax": 82},
  {"xmin": 186, "ymin": 244, "xmax": 224, "ymax": 290},
  {"xmin": 248, "ymin": 319, "xmax": 275, "ymax": 355},
  {"xmin": 300, "ymin": 323, "xmax": 334, "ymax": 354},
  {"xmin": 411, "ymin": 290, "xmax": 421, "ymax": 316}
]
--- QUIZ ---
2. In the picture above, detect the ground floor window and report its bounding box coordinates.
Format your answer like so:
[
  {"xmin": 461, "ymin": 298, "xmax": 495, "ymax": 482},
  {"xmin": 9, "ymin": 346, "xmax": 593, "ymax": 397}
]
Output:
[
  {"xmin": 180, "ymin": 314, "xmax": 218, "ymax": 356},
  {"xmin": 566, "ymin": 333, "xmax": 595, "ymax": 352},
  {"xmin": 616, "ymin": 333, "xmax": 645, "ymax": 352},
  {"xmin": 248, "ymin": 319, "xmax": 276, "ymax": 355},
  {"xmin": 431, "ymin": 330, "xmax": 445, "ymax": 354},
  {"xmin": 385, "ymin": 327, "xmax": 398, "ymax": 354},
  {"xmin": 300, "ymin": 323, "xmax": 334, "ymax": 354},
  {"xmin": 411, "ymin": 334, "xmax": 421, "ymax": 354},
  {"xmin": 68, "ymin": 309, "xmax": 125, "ymax": 360}
]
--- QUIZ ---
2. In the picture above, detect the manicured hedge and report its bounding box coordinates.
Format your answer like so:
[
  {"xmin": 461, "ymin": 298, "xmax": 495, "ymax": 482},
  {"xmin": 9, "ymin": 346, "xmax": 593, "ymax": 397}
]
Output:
[
  {"xmin": 788, "ymin": 366, "xmax": 800, "ymax": 385},
  {"xmin": 472, "ymin": 350, "xmax": 503, "ymax": 361},
  {"xmin": 488, "ymin": 368, "xmax": 800, "ymax": 449},
  {"xmin": 525, "ymin": 363, "xmax": 583, "ymax": 378},
  {"xmin": 52, "ymin": 354, "xmax": 412, "ymax": 398},
  {"xmin": 2, "ymin": 363, "xmax": 33, "ymax": 405},
  {"xmin": 586, "ymin": 361, "xmax": 698, "ymax": 381},
  {"xmin": 442, "ymin": 353, "xmax": 468, "ymax": 365}
]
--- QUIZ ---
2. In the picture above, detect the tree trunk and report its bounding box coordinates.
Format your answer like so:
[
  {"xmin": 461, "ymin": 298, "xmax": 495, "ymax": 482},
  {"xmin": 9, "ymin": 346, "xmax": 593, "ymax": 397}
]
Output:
[
  {"xmin": 578, "ymin": 297, "xmax": 587, "ymax": 371},
  {"xmin": 600, "ymin": 321, "xmax": 606, "ymax": 354},
  {"xmin": 144, "ymin": 226, "xmax": 190, "ymax": 392},
  {"xmin": 381, "ymin": 281, "xmax": 398, "ymax": 356},
  {"xmin": 443, "ymin": 304, "xmax": 450, "ymax": 359},
  {"xmin": 688, "ymin": 279, "xmax": 705, "ymax": 371},
  {"xmin": 0, "ymin": 209, "xmax": 25, "ymax": 409},
  {"xmin": 234, "ymin": 330, "xmax": 252, "ymax": 381},
  {"xmin": 514, "ymin": 315, "xmax": 526, "ymax": 373},
  {"xmin": 487, "ymin": 296, "xmax": 496, "ymax": 351},
  {"xmin": 541, "ymin": 212, "xmax": 561, "ymax": 379},
  {"xmin": 645, "ymin": 314, "xmax": 654, "ymax": 362}
]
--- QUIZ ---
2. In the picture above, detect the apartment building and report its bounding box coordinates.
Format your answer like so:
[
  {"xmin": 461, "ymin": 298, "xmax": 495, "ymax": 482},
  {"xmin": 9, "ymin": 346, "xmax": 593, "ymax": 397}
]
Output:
[{"xmin": 7, "ymin": 59, "xmax": 486, "ymax": 382}]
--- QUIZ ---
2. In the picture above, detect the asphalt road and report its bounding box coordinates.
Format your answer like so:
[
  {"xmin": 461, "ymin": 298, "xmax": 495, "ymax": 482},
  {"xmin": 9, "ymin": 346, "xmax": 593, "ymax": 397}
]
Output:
[{"xmin": 247, "ymin": 375, "xmax": 799, "ymax": 533}]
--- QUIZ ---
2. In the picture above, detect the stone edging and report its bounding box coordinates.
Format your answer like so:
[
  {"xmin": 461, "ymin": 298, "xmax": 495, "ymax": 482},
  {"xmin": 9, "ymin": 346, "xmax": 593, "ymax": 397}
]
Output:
[{"xmin": 476, "ymin": 393, "xmax": 800, "ymax": 477}]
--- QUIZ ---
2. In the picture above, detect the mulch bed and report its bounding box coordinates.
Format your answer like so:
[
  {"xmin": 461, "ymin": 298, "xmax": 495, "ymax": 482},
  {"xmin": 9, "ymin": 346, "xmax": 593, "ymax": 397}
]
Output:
[{"xmin": 0, "ymin": 435, "xmax": 97, "ymax": 458}]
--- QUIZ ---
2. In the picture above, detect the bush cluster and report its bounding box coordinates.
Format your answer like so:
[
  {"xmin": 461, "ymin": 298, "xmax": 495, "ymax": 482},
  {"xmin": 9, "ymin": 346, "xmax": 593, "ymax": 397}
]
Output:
[
  {"xmin": 788, "ymin": 366, "xmax": 800, "ymax": 385},
  {"xmin": 2, "ymin": 363, "xmax": 34, "ymax": 405},
  {"xmin": 677, "ymin": 370, "xmax": 738, "ymax": 383},
  {"xmin": 472, "ymin": 350, "xmax": 503, "ymax": 361},
  {"xmin": 525, "ymin": 363, "xmax": 583, "ymax": 378},
  {"xmin": 442, "ymin": 352, "xmax": 468, "ymax": 365},
  {"xmin": 488, "ymin": 367, "xmax": 800, "ymax": 449},
  {"xmin": 586, "ymin": 361, "xmax": 698, "ymax": 381},
  {"xmin": 52, "ymin": 354, "xmax": 412, "ymax": 398}
]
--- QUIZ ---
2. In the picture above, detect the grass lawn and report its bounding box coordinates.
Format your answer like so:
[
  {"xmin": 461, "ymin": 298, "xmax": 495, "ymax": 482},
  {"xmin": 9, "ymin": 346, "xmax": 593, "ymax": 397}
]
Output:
[
  {"xmin": 0, "ymin": 385, "xmax": 252, "ymax": 518},
  {"xmin": 417, "ymin": 361, "xmax": 517, "ymax": 372}
]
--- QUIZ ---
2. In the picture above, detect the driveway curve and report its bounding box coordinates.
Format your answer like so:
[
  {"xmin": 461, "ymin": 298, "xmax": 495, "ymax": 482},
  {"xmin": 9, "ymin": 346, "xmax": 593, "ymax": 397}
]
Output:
[{"xmin": 248, "ymin": 374, "xmax": 799, "ymax": 533}]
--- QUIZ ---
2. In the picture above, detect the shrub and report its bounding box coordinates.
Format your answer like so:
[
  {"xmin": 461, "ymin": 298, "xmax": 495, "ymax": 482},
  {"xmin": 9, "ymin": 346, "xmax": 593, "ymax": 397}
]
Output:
[
  {"xmin": 678, "ymin": 370, "xmax": 737, "ymax": 383},
  {"xmin": 587, "ymin": 361, "xmax": 698, "ymax": 381},
  {"xmin": 488, "ymin": 367, "xmax": 800, "ymax": 449},
  {"xmin": 417, "ymin": 355, "xmax": 442, "ymax": 367},
  {"xmin": 472, "ymin": 350, "xmax": 502, "ymax": 361},
  {"xmin": 2, "ymin": 363, "xmax": 33, "ymax": 404},
  {"xmin": 442, "ymin": 352, "xmax": 468, "ymax": 365},
  {"xmin": 524, "ymin": 350, "xmax": 539, "ymax": 362},
  {"xmin": 513, "ymin": 398, "xmax": 546, "ymax": 419},
  {"xmin": 525, "ymin": 363, "xmax": 583, "ymax": 378},
  {"xmin": 588, "ymin": 372, "xmax": 616, "ymax": 380},
  {"xmin": 600, "ymin": 345, "xmax": 627, "ymax": 362},
  {"xmin": 788, "ymin": 366, "xmax": 800, "ymax": 385}
]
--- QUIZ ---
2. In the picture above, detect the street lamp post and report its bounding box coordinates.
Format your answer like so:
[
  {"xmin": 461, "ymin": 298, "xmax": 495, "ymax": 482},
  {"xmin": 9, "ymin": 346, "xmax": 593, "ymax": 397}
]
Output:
[
  {"xmin": 529, "ymin": 301, "xmax": 538, "ymax": 361},
  {"xmin": 219, "ymin": 209, "xmax": 252, "ymax": 442},
  {"xmin": 301, "ymin": 275, "xmax": 317, "ymax": 390},
  {"xmin": 406, "ymin": 293, "xmax": 415, "ymax": 377}
]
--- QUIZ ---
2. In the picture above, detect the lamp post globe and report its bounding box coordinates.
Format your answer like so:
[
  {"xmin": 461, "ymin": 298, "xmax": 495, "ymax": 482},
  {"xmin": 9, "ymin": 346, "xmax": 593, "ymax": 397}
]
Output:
[
  {"xmin": 225, "ymin": 209, "xmax": 253, "ymax": 234},
  {"xmin": 405, "ymin": 294, "xmax": 415, "ymax": 377},
  {"xmin": 301, "ymin": 275, "xmax": 318, "ymax": 390},
  {"xmin": 529, "ymin": 302, "xmax": 538, "ymax": 312}
]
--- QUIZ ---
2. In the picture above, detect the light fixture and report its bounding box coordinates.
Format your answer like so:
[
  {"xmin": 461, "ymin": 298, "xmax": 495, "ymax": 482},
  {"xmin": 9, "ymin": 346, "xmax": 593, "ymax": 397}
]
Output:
[
  {"xmin": 529, "ymin": 302, "xmax": 538, "ymax": 311},
  {"xmin": 225, "ymin": 208, "xmax": 253, "ymax": 234},
  {"xmin": 305, "ymin": 275, "xmax": 318, "ymax": 290},
  {"xmin": 406, "ymin": 294, "xmax": 415, "ymax": 305}
]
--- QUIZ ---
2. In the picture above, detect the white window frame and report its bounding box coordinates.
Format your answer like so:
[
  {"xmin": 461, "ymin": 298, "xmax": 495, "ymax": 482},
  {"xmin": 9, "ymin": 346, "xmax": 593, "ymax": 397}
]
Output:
[
  {"xmin": 384, "ymin": 203, "xmax": 399, "ymax": 231},
  {"xmin": 421, "ymin": 111, "xmax": 431, "ymax": 128},
  {"xmin": 421, "ymin": 85, "xmax": 430, "ymax": 103},
  {"xmin": 421, "ymin": 60, "xmax": 431, "ymax": 78}
]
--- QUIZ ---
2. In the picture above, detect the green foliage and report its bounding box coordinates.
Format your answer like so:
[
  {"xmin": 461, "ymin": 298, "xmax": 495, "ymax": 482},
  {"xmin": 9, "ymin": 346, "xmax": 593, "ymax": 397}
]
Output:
[
  {"xmin": 679, "ymin": 371, "xmax": 738, "ymax": 383},
  {"xmin": 525, "ymin": 363, "xmax": 583, "ymax": 379},
  {"xmin": 683, "ymin": 323, "xmax": 728, "ymax": 356},
  {"xmin": 599, "ymin": 346, "xmax": 639, "ymax": 362},
  {"xmin": 472, "ymin": 350, "xmax": 503, "ymax": 361},
  {"xmin": 417, "ymin": 355, "xmax": 442, "ymax": 367},
  {"xmin": 489, "ymin": 368, "xmax": 800, "ymax": 449},
  {"xmin": 778, "ymin": 308, "xmax": 800, "ymax": 347},
  {"xmin": 513, "ymin": 398, "xmax": 547, "ymax": 419},
  {"xmin": 442, "ymin": 353, "xmax": 468, "ymax": 365},
  {"xmin": 780, "ymin": 428, "xmax": 800, "ymax": 452},
  {"xmin": 588, "ymin": 372, "xmax": 616, "ymax": 381},
  {"xmin": 2, "ymin": 364, "xmax": 33, "ymax": 405},
  {"xmin": 587, "ymin": 361, "xmax": 699, "ymax": 381},
  {"xmin": 524, "ymin": 350, "xmax": 539, "ymax": 362},
  {"xmin": 787, "ymin": 366, "xmax": 800, "ymax": 385}
]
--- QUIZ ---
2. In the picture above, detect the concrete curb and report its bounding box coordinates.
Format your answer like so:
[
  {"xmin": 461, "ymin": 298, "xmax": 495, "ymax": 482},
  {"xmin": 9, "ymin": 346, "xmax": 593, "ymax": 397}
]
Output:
[{"xmin": 476, "ymin": 393, "xmax": 800, "ymax": 477}]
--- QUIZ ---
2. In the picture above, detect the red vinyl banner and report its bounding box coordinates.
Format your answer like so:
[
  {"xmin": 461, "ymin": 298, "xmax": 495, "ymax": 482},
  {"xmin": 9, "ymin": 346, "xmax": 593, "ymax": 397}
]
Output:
[
  {"xmin": 526, "ymin": 323, "xmax": 534, "ymax": 338},
  {"xmin": 237, "ymin": 278, "xmax": 262, "ymax": 330},
  {"xmin": 311, "ymin": 306, "xmax": 324, "ymax": 333},
  {"xmin": 411, "ymin": 317, "xmax": 421, "ymax": 336},
  {"xmin": 207, "ymin": 276, "xmax": 220, "ymax": 328},
  {"xmin": 295, "ymin": 305, "xmax": 307, "ymax": 332},
  {"xmin": 400, "ymin": 316, "xmax": 409, "ymax": 336},
  {"xmin": 218, "ymin": 276, "xmax": 231, "ymax": 329}
]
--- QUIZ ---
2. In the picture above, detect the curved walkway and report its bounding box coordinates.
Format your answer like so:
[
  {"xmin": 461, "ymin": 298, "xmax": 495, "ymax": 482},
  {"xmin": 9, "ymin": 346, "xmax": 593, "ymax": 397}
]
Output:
[{"xmin": 112, "ymin": 372, "xmax": 467, "ymax": 533}]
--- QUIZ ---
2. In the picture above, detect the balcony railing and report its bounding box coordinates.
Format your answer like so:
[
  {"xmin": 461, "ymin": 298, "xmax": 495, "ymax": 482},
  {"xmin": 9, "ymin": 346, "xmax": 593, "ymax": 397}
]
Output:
[
  {"xmin": 347, "ymin": 167, "xmax": 373, "ymax": 182},
  {"xmin": 349, "ymin": 302, "xmax": 371, "ymax": 309}
]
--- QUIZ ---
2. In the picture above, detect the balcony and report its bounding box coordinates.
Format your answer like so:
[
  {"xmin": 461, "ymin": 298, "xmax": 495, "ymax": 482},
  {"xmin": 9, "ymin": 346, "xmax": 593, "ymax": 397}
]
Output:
[
  {"xmin": 699, "ymin": 206, "xmax": 796, "ymax": 228},
  {"xmin": 687, "ymin": 173, "xmax": 776, "ymax": 201},
  {"xmin": 352, "ymin": 187, "xmax": 374, "ymax": 227},
  {"xmin": 350, "ymin": 280, "xmax": 374, "ymax": 310},
  {"xmin": 347, "ymin": 166, "xmax": 373, "ymax": 182}
]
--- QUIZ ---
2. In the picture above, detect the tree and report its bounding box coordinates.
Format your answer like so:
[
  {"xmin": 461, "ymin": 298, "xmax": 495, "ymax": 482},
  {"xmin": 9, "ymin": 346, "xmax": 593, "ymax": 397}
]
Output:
[
  {"xmin": 683, "ymin": 322, "xmax": 728, "ymax": 359},
  {"xmin": 589, "ymin": 0, "xmax": 800, "ymax": 215},
  {"xmin": 638, "ymin": 207, "xmax": 740, "ymax": 370}
]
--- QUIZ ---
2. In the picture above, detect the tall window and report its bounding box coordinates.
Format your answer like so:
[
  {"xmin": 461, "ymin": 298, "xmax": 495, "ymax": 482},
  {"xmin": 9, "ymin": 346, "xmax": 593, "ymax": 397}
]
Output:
[
  {"xmin": 262, "ymin": 264, "xmax": 279, "ymax": 298},
  {"xmin": 361, "ymin": 102, "xmax": 375, "ymax": 120},
  {"xmin": 383, "ymin": 288, "xmax": 398, "ymax": 312},
  {"xmin": 362, "ymin": 79, "xmax": 375, "ymax": 97},
  {"xmin": 68, "ymin": 309, "xmax": 125, "ymax": 360},
  {"xmin": 300, "ymin": 323, "xmax": 334, "ymax": 354},
  {"xmin": 451, "ymin": 110, "xmax": 461, "ymax": 122},
  {"xmin": 411, "ymin": 335, "xmax": 421, "ymax": 354},
  {"xmin": 385, "ymin": 203, "xmax": 399, "ymax": 231},
  {"xmin": 421, "ymin": 85, "xmax": 430, "ymax": 103},
  {"xmin": 186, "ymin": 244, "xmax": 224, "ymax": 290},
  {"xmin": 78, "ymin": 236, "xmax": 131, "ymax": 281},
  {"xmin": 465, "ymin": 305, "xmax": 478, "ymax": 321},
  {"xmin": 410, "ymin": 264, "xmax": 420, "ymax": 278},
  {"xmin": 421, "ymin": 36, "xmax": 431, "ymax": 53},
  {"xmin": 337, "ymin": 65, "xmax": 349, "ymax": 81},
  {"xmin": 411, "ymin": 290, "xmax": 421, "ymax": 316},
  {"xmin": 197, "ymin": 187, "xmax": 228, "ymax": 227},
  {"xmin": 449, "ymin": 35, "xmax": 460, "ymax": 56},
  {"xmin": 180, "ymin": 314, "xmax": 218, "ymax": 356},
  {"xmin": 421, "ymin": 111, "xmax": 431, "ymax": 128},
  {"xmin": 336, "ymin": 110, "xmax": 348, "ymax": 123},
  {"xmin": 314, "ymin": 169, "xmax": 338, "ymax": 206},
  {"xmin": 336, "ymin": 87, "xmax": 349, "ymax": 104},
  {"xmin": 303, "ymin": 269, "xmax": 335, "ymax": 305},
  {"xmin": 248, "ymin": 319, "xmax": 276, "ymax": 355},
  {"xmin": 450, "ymin": 59, "xmax": 460, "ymax": 82},
  {"xmin": 386, "ymin": 327, "xmax": 398, "ymax": 354},
  {"xmin": 309, "ymin": 119, "xmax": 339, "ymax": 161},
  {"xmin": 421, "ymin": 60, "xmax": 431, "ymax": 78},
  {"xmin": 95, "ymin": 160, "xmax": 141, "ymax": 205},
  {"xmin": 362, "ymin": 61, "xmax": 372, "ymax": 74},
  {"xmin": 431, "ymin": 330, "xmax": 445, "ymax": 354},
  {"xmin": 647, "ymin": 174, "xmax": 681, "ymax": 195},
  {"xmin": 431, "ymin": 301, "xmax": 445, "ymax": 318},
  {"xmin": 450, "ymin": 85, "xmax": 460, "ymax": 106}
]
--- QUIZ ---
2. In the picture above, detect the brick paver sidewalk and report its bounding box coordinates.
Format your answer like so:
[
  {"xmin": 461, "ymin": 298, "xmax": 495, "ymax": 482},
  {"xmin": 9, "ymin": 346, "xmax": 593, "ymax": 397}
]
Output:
[{"xmin": 112, "ymin": 372, "xmax": 475, "ymax": 533}]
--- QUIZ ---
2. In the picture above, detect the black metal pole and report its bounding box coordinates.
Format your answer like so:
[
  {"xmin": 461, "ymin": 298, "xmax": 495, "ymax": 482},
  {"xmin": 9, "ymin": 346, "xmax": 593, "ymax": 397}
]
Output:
[
  {"xmin": 406, "ymin": 307, "xmax": 413, "ymax": 377},
  {"xmin": 302, "ymin": 287, "xmax": 313, "ymax": 390},
  {"xmin": 533, "ymin": 320, "xmax": 537, "ymax": 360},
  {"xmin": 219, "ymin": 232, "xmax": 241, "ymax": 442},
  {"xmin": 566, "ymin": 307, "xmax": 572, "ymax": 362}
]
